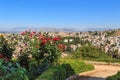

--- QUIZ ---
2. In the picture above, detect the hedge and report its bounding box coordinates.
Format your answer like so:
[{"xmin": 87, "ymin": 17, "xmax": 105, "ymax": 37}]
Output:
[
  {"xmin": 59, "ymin": 58, "xmax": 94, "ymax": 74},
  {"xmin": 106, "ymin": 71, "xmax": 120, "ymax": 80},
  {"xmin": 35, "ymin": 63, "xmax": 75, "ymax": 80}
]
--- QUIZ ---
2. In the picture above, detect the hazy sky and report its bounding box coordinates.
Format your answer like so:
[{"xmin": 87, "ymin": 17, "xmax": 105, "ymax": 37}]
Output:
[{"xmin": 0, "ymin": 0, "xmax": 120, "ymax": 30}]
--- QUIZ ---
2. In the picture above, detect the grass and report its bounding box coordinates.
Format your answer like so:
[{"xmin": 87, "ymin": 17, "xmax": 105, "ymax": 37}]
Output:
[
  {"xmin": 58, "ymin": 58, "xmax": 94, "ymax": 74},
  {"xmin": 35, "ymin": 66, "xmax": 58, "ymax": 80}
]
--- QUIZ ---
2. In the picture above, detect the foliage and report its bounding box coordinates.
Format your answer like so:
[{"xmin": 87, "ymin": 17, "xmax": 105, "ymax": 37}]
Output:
[
  {"xmin": 72, "ymin": 44, "xmax": 112, "ymax": 61},
  {"xmin": 17, "ymin": 53, "xmax": 30, "ymax": 70},
  {"xmin": 105, "ymin": 30, "xmax": 116, "ymax": 37},
  {"xmin": 108, "ymin": 49, "xmax": 120, "ymax": 59},
  {"xmin": 36, "ymin": 64, "xmax": 75, "ymax": 80},
  {"xmin": 99, "ymin": 59, "xmax": 120, "ymax": 63},
  {"xmin": 52, "ymin": 64, "xmax": 75, "ymax": 80},
  {"xmin": 62, "ymin": 36, "xmax": 91, "ymax": 52},
  {"xmin": 36, "ymin": 58, "xmax": 94, "ymax": 80},
  {"xmin": 72, "ymin": 48, "xmax": 82, "ymax": 59},
  {"xmin": 59, "ymin": 58, "xmax": 94, "ymax": 74},
  {"xmin": 0, "ymin": 59, "xmax": 28, "ymax": 80},
  {"xmin": 0, "ymin": 36, "xmax": 14, "ymax": 59},
  {"xmin": 106, "ymin": 71, "xmax": 120, "ymax": 80},
  {"xmin": 18, "ymin": 30, "xmax": 61, "ymax": 78},
  {"xmin": 0, "ymin": 30, "xmax": 62, "ymax": 79}
]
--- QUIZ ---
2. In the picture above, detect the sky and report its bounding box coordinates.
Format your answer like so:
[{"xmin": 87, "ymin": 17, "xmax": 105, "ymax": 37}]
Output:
[{"xmin": 0, "ymin": 0, "xmax": 120, "ymax": 31}]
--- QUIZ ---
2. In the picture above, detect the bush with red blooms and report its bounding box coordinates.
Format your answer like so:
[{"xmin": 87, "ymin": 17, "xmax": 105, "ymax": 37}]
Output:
[
  {"xmin": 18, "ymin": 30, "xmax": 61, "ymax": 77},
  {"xmin": 0, "ymin": 30, "xmax": 62, "ymax": 79}
]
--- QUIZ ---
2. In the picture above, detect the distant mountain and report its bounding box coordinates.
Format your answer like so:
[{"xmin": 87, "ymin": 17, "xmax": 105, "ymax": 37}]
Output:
[
  {"xmin": 39, "ymin": 27, "xmax": 79, "ymax": 32},
  {"xmin": 82, "ymin": 28, "xmax": 113, "ymax": 31},
  {"xmin": 0, "ymin": 27, "xmax": 118, "ymax": 33},
  {"xmin": 11, "ymin": 27, "xmax": 78, "ymax": 32},
  {"xmin": 0, "ymin": 27, "xmax": 77, "ymax": 33},
  {"xmin": 12, "ymin": 27, "xmax": 39, "ymax": 31}
]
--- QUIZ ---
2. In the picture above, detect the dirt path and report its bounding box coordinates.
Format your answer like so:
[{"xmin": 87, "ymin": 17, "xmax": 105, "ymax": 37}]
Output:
[{"xmin": 67, "ymin": 63, "xmax": 120, "ymax": 80}]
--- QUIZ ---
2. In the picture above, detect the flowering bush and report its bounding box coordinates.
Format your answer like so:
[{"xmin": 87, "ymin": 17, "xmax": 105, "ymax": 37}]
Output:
[
  {"xmin": 0, "ymin": 30, "xmax": 62, "ymax": 79},
  {"xmin": 17, "ymin": 30, "xmax": 61, "ymax": 77}
]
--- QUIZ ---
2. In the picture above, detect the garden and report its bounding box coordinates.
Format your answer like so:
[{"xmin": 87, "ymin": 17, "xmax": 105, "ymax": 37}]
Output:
[{"xmin": 0, "ymin": 30, "xmax": 94, "ymax": 80}]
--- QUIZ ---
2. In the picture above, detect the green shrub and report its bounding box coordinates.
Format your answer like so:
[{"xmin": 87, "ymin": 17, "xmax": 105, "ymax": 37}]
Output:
[
  {"xmin": 82, "ymin": 53, "xmax": 111, "ymax": 61},
  {"xmin": 0, "ymin": 59, "xmax": 28, "ymax": 80},
  {"xmin": 0, "ymin": 36, "xmax": 14, "ymax": 59},
  {"xmin": 35, "ymin": 63, "xmax": 75, "ymax": 80},
  {"xmin": 72, "ymin": 45, "xmax": 112, "ymax": 61},
  {"xmin": 17, "ymin": 53, "xmax": 30, "ymax": 70},
  {"xmin": 106, "ymin": 71, "xmax": 120, "ymax": 80},
  {"xmin": 100, "ymin": 59, "xmax": 120, "ymax": 63},
  {"xmin": 59, "ymin": 58, "xmax": 94, "ymax": 74}
]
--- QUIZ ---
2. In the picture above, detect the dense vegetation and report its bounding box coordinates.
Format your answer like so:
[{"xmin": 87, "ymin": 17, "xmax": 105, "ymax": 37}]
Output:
[
  {"xmin": 0, "ymin": 31, "xmax": 61, "ymax": 80},
  {"xmin": 0, "ymin": 59, "xmax": 28, "ymax": 80},
  {"xmin": 60, "ymin": 42, "xmax": 120, "ymax": 63},
  {"xmin": 106, "ymin": 71, "xmax": 120, "ymax": 80},
  {"xmin": 35, "ymin": 64, "xmax": 75, "ymax": 80},
  {"xmin": 36, "ymin": 58, "xmax": 94, "ymax": 80},
  {"xmin": 71, "ymin": 44, "xmax": 113, "ymax": 61},
  {"xmin": 59, "ymin": 58, "xmax": 94, "ymax": 74}
]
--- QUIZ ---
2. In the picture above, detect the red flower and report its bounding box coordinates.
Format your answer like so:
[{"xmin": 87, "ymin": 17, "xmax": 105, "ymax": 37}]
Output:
[
  {"xmin": 46, "ymin": 37, "xmax": 51, "ymax": 41},
  {"xmin": 37, "ymin": 34, "xmax": 40, "ymax": 36},
  {"xmin": 53, "ymin": 37, "xmax": 61, "ymax": 41},
  {"xmin": 39, "ymin": 36, "xmax": 45, "ymax": 40},
  {"xmin": 33, "ymin": 31, "xmax": 36, "ymax": 34},
  {"xmin": 29, "ymin": 33, "xmax": 33, "ymax": 38},
  {"xmin": 41, "ymin": 39, "xmax": 47, "ymax": 45},
  {"xmin": 21, "ymin": 32, "xmax": 26, "ymax": 35},
  {"xmin": 0, "ymin": 54, "xmax": 4, "ymax": 59},
  {"xmin": 57, "ymin": 44, "xmax": 66, "ymax": 51}
]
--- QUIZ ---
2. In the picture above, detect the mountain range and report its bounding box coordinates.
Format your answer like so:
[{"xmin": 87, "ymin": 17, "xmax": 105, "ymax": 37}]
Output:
[{"xmin": 0, "ymin": 27, "xmax": 114, "ymax": 33}]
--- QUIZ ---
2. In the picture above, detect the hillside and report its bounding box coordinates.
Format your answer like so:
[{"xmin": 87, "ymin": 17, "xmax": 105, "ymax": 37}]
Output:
[
  {"xmin": 111, "ymin": 29, "xmax": 120, "ymax": 37},
  {"xmin": 105, "ymin": 29, "xmax": 120, "ymax": 37}
]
